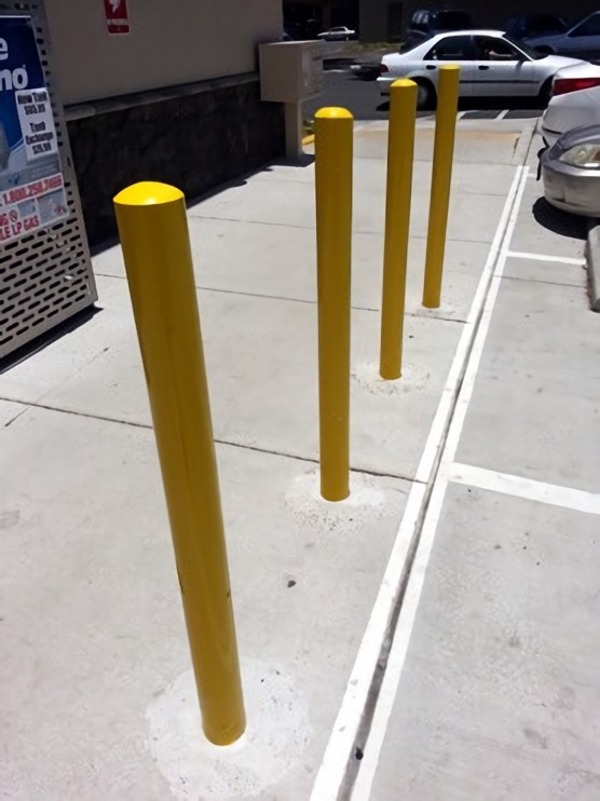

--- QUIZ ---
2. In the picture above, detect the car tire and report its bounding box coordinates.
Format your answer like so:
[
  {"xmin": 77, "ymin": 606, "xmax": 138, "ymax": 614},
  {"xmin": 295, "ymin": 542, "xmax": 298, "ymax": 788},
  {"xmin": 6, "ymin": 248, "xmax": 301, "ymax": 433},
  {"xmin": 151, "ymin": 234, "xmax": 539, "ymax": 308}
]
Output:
[{"xmin": 415, "ymin": 79, "xmax": 436, "ymax": 111}]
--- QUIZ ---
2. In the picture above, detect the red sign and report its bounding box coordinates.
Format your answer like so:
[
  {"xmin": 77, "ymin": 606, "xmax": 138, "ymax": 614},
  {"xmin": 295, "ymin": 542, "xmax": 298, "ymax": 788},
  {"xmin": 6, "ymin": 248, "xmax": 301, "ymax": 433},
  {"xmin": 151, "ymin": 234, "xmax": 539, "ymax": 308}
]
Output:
[{"xmin": 104, "ymin": 0, "xmax": 130, "ymax": 35}]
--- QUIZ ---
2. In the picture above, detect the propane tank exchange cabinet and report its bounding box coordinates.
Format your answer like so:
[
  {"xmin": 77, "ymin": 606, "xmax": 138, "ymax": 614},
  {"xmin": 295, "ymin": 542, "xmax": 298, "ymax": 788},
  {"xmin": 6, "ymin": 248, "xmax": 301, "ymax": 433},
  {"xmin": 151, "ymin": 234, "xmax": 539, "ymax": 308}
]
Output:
[{"xmin": 0, "ymin": 3, "xmax": 96, "ymax": 362}]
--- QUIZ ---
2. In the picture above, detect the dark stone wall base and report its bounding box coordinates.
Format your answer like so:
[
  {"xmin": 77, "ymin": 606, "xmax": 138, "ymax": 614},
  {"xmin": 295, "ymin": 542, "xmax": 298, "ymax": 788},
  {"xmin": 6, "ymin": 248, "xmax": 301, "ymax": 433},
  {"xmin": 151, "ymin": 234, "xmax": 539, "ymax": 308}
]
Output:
[{"xmin": 67, "ymin": 78, "xmax": 285, "ymax": 248}]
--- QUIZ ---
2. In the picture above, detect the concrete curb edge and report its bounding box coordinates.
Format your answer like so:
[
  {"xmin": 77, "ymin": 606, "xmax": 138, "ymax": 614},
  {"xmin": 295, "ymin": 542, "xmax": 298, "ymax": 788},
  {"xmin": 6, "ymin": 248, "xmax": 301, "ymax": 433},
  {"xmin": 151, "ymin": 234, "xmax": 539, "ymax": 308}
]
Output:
[{"xmin": 585, "ymin": 221, "xmax": 600, "ymax": 313}]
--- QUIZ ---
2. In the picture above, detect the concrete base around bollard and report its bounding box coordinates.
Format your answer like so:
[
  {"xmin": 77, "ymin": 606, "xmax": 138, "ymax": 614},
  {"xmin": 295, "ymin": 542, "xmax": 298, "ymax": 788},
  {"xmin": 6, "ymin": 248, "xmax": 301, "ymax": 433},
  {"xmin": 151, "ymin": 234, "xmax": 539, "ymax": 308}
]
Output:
[{"xmin": 585, "ymin": 221, "xmax": 600, "ymax": 312}]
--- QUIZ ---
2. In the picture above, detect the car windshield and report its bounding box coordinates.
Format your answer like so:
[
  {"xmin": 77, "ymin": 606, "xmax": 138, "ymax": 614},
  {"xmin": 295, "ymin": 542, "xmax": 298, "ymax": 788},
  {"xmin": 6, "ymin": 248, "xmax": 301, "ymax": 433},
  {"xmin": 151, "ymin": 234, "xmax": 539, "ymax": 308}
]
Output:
[
  {"xmin": 434, "ymin": 12, "xmax": 471, "ymax": 30},
  {"xmin": 502, "ymin": 33, "xmax": 546, "ymax": 60}
]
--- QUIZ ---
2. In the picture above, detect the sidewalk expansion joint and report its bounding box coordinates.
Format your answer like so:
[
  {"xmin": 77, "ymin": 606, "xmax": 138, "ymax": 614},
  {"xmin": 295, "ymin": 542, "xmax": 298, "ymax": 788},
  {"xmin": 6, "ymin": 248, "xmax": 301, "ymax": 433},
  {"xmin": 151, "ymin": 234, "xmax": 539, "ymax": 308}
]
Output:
[
  {"xmin": 0, "ymin": 396, "xmax": 419, "ymax": 484},
  {"xmin": 95, "ymin": 272, "xmax": 468, "ymax": 323},
  {"xmin": 502, "ymin": 275, "xmax": 585, "ymax": 290}
]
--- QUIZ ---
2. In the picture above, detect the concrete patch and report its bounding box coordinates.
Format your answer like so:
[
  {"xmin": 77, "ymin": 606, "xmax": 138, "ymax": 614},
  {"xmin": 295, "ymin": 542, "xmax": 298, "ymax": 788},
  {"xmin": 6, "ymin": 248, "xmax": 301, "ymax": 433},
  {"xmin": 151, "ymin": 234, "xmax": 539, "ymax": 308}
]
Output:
[
  {"xmin": 147, "ymin": 660, "xmax": 311, "ymax": 800},
  {"xmin": 585, "ymin": 222, "xmax": 600, "ymax": 312}
]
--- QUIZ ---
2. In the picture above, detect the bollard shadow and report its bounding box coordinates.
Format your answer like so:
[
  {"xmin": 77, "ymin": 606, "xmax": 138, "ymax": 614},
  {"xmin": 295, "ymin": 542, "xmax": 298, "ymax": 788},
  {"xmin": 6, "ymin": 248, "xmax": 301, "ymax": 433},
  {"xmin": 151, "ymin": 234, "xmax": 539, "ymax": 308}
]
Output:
[{"xmin": 532, "ymin": 197, "xmax": 588, "ymax": 241}]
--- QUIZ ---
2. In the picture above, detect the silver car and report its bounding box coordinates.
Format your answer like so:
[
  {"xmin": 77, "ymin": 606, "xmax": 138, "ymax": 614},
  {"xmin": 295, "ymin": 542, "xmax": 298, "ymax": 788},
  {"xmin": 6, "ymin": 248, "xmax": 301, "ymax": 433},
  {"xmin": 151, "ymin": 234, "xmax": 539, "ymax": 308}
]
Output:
[{"xmin": 542, "ymin": 125, "xmax": 600, "ymax": 217}]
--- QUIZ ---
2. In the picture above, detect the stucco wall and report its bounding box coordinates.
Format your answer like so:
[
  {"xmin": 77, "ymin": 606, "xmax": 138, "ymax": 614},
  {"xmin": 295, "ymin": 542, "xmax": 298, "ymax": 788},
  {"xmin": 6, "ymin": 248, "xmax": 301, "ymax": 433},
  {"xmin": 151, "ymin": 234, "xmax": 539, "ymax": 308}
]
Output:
[{"xmin": 46, "ymin": 0, "xmax": 283, "ymax": 105}]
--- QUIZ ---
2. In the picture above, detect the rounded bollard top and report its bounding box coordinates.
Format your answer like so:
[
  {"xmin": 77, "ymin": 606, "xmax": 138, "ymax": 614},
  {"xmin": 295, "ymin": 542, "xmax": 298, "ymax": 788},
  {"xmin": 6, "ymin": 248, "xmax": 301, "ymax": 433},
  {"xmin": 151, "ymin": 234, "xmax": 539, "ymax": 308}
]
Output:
[
  {"xmin": 114, "ymin": 182, "xmax": 184, "ymax": 207},
  {"xmin": 391, "ymin": 78, "xmax": 418, "ymax": 89},
  {"xmin": 315, "ymin": 107, "xmax": 353, "ymax": 120},
  {"xmin": 438, "ymin": 63, "xmax": 461, "ymax": 72}
]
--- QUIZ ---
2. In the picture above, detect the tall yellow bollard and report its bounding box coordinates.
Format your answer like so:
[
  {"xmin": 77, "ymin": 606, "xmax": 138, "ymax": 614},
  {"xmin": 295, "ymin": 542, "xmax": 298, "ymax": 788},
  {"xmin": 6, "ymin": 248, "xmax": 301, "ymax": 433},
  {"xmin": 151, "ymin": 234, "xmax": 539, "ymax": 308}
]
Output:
[
  {"xmin": 380, "ymin": 79, "xmax": 418, "ymax": 380},
  {"xmin": 422, "ymin": 65, "xmax": 460, "ymax": 309},
  {"xmin": 314, "ymin": 107, "xmax": 353, "ymax": 502},
  {"xmin": 113, "ymin": 183, "xmax": 245, "ymax": 747}
]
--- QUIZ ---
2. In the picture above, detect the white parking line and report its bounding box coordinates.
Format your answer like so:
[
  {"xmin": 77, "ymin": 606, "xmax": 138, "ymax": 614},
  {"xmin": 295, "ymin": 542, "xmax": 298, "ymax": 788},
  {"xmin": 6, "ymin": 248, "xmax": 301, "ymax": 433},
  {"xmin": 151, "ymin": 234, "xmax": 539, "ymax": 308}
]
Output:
[
  {"xmin": 309, "ymin": 165, "xmax": 526, "ymax": 801},
  {"xmin": 348, "ymin": 166, "xmax": 530, "ymax": 801},
  {"xmin": 497, "ymin": 109, "xmax": 509, "ymax": 120},
  {"xmin": 450, "ymin": 463, "xmax": 600, "ymax": 516},
  {"xmin": 507, "ymin": 250, "xmax": 586, "ymax": 265}
]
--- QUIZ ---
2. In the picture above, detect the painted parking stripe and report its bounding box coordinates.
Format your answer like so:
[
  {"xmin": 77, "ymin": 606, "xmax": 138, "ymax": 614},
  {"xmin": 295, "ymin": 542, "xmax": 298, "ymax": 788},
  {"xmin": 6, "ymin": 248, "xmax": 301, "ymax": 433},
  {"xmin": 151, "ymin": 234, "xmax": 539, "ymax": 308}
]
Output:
[
  {"xmin": 450, "ymin": 463, "xmax": 600, "ymax": 516},
  {"xmin": 348, "ymin": 167, "xmax": 530, "ymax": 801},
  {"xmin": 507, "ymin": 250, "xmax": 586, "ymax": 266},
  {"xmin": 309, "ymin": 165, "xmax": 526, "ymax": 801}
]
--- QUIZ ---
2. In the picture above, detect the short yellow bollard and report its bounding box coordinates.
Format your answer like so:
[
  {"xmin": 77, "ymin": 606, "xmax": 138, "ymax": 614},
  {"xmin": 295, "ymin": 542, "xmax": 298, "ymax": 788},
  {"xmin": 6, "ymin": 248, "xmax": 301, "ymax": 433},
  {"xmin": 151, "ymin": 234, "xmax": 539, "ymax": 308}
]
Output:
[
  {"xmin": 380, "ymin": 79, "xmax": 418, "ymax": 380},
  {"xmin": 422, "ymin": 65, "xmax": 460, "ymax": 309},
  {"xmin": 314, "ymin": 107, "xmax": 353, "ymax": 502},
  {"xmin": 113, "ymin": 183, "xmax": 245, "ymax": 747}
]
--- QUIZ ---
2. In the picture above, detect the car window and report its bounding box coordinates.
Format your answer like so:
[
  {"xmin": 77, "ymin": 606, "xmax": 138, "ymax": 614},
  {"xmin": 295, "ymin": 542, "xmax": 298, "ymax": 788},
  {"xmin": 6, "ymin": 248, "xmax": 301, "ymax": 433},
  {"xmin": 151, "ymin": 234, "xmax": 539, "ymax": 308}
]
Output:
[
  {"xmin": 426, "ymin": 35, "xmax": 475, "ymax": 60},
  {"xmin": 412, "ymin": 12, "xmax": 426, "ymax": 31},
  {"xmin": 433, "ymin": 11, "xmax": 472, "ymax": 30},
  {"xmin": 475, "ymin": 36, "xmax": 521, "ymax": 61},
  {"xmin": 570, "ymin": 13, "xmax": 600, "ymax": 37}
]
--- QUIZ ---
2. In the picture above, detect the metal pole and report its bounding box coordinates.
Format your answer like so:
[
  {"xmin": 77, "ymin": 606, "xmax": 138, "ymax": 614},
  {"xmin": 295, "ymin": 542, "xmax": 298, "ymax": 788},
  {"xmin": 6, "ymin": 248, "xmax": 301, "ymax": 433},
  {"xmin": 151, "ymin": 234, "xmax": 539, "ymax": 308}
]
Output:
[
  {"xmin": 314, "ymin": 107, "xmax": 353, "ymax": 502},
  {"xmin": 113, "ymin": 182, "xmax": 245, "ymax": 747},
  {"xmin": 422, "ymin": 64, "xmax": 460, "ymax": 309},
  {"xmin": 380, "ymin": 79, "xmax": 418, "ymax": 380}
]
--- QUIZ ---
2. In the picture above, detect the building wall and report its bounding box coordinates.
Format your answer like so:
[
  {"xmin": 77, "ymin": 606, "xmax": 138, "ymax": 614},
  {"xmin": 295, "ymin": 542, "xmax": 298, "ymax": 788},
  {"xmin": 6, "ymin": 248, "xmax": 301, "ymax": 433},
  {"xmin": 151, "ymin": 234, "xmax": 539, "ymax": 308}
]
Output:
[
  {"xmin": 359, "ymin": 0, "xmax": 388, "ymax": 41},
  {"xmin": 43, "ymin": 0, "xmax": 285, "ymax": 247},
  {"xmin": 46, "ymin": 0, "xmax": 283, "ymax": 105}
]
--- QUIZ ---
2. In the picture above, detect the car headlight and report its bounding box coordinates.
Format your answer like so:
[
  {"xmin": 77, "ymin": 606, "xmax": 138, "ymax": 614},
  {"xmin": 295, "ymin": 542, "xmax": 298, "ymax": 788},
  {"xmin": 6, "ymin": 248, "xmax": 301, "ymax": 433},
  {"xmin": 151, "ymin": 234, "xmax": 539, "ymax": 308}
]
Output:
[{"xmin": 559, "ymin": 144, "xmax": 600, "ymax": 169}]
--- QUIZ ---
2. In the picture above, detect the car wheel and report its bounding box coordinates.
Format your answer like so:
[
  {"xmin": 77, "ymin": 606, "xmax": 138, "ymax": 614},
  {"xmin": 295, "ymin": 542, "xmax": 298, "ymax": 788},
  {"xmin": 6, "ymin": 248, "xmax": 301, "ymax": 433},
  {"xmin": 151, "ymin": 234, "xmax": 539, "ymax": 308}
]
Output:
[{"xmin": 415, "ymin": 79, "xmax": 436, "ymax": 111}]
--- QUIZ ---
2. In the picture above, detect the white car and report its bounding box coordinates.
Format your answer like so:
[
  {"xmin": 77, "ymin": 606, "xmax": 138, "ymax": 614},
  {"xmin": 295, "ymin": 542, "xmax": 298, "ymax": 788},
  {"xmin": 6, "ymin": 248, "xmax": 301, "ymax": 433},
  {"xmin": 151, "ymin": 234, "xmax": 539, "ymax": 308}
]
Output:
[
  {"xmin": 317, "ymin": 26, "xmax": 356, "ymax": 41},
  {"xmin": 377, "ymin": 30, "xmax": 587, "ymax": 109},
  {"xmin": 541, "ymin": 63, "xmax": 600, "ymax": 146}
]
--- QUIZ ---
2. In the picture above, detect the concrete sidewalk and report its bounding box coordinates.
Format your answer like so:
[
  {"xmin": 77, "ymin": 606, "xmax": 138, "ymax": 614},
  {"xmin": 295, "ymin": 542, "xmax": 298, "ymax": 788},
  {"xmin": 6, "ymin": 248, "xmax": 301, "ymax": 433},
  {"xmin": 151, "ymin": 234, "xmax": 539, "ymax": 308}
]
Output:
[{"xmin": 3, "ymin": 116, "xmax": 594, "ymax": 801}]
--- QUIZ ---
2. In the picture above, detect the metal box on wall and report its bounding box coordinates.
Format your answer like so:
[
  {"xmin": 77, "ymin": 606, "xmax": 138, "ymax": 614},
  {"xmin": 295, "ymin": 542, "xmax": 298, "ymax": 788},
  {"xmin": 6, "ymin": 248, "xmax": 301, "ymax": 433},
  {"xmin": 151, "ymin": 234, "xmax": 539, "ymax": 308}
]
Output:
[
  {"xmin": 0, "ymin": 0, "xmax": 97, "ymax": 361},
  {"xmin": 259, "ymin": 41, "xmax": 324, "ymax": 103}
]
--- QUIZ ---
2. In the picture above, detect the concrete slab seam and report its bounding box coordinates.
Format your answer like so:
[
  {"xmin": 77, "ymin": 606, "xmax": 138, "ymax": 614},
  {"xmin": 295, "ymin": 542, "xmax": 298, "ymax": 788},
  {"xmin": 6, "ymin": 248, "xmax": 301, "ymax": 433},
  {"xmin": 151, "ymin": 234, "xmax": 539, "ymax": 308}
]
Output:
[
  {"xmin": 308, "ymin": 165, "xmax": 525, "ymax": 801},
  {"xmin": 450, "ymin": 463, "xmax": 600, "ymax": 516},
  {"xmin": 0, "ymin": 396, "xmax": 424, "ymax": 484},
  {"xmin": 347, "ymin": 166, "xmax": 530, "ymax": 801},
  {"xmin": 585, "ymin": 222, "xmax": 600, "ymax": 312}
]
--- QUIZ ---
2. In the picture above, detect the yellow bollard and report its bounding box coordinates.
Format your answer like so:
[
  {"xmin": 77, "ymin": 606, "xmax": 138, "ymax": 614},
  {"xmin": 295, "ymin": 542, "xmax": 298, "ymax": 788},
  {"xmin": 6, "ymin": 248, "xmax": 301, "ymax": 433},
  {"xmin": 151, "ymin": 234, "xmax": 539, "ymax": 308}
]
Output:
[
  {"xmin": 113, "ymin": 182, "xmax": 245, "ymax": 747},
  {"xmin": 314, "ymin": 107, "xmax": 353, "ymax": 502},
  {"xmin": 380, "ymin": 79, "xmax": 418, "ymax": 380},
  {"xmin": 422, "ymin": 65, "xmax": 460, "ymax": 309}
]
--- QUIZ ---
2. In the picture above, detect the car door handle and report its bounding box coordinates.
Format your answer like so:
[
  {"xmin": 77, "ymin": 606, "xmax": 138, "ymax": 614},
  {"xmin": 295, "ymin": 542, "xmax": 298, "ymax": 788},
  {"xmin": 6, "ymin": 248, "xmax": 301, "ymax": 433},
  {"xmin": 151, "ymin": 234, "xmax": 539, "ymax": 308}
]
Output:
[
  {"xmin": 478, "ymin": 65, "xmax": 490, "ymax": 70},
  {"xmin": 426, "ymin": 65, "xmax": 436, "ymax": 70}
]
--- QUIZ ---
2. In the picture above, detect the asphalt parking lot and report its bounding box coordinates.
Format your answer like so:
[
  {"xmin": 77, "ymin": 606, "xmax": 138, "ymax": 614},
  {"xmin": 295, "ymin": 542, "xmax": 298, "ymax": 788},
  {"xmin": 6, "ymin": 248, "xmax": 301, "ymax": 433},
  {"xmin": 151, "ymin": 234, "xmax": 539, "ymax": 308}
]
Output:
[{"xmin": 304, "ymin": 69, "xmax": 544, "ymax": 123}]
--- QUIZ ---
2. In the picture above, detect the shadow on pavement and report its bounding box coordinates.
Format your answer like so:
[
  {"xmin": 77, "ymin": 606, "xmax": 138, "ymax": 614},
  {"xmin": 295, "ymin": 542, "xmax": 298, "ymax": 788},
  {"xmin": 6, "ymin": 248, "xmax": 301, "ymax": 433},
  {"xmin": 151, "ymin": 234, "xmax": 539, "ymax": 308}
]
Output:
[{"xmin": 532, "ymin": 197, "xmax": 589, "ymax": 241}]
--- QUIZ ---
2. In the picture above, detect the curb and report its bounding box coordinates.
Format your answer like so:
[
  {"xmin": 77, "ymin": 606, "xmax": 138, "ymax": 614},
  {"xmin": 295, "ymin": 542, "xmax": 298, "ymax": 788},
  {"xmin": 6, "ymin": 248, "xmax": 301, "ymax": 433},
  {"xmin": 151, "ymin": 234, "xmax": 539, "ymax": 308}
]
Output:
[{"xmin": 585, "ymin": 221, "xmax": 600, "ymax": 312}]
